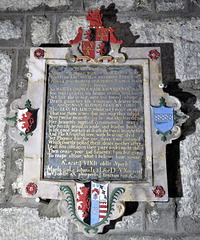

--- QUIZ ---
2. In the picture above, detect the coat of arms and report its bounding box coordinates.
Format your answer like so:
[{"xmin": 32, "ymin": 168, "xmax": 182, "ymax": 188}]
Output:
[
  {"xmin": 76, "ymin": 182, "xmax": 108, "ymax": 226},
  {"xmin": 69, "ymin": 8, "xmax": 123, "ymax": 62},
  {"xmin": 5, "ymin": 100, "xmax": 38, "ymax": 141},
  {"xmin": 152, "ymin": 97, "xmax": 186, "ymax": 142},
  {"xmin": 60, "ymin": 182, "xmax": 125, "ymax": 236}
]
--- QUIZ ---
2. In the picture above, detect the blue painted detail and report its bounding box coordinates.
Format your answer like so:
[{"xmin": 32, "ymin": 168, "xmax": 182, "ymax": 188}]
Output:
[
  {"xmin": 91, "ymin": 196, "xmax": 100, "ymax": 226},
  {"xmin": 91, "ymin": 183, "xmax": 100, "ymax": 226},
  {"xmin": 152, "ymin": 105, "xmax": 174, "ymax": 133}
]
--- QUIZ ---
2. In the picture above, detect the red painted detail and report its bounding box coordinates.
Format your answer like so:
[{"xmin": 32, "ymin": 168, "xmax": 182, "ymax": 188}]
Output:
[
  {"xmin": 34, "ymin": 49, "xmax": 44, "ymax": 59},
  {"xmin": 77, "ymin": 186, "xmax": 91, "ymax": 218},
  {"xmin": 96, "ymin": 42, "xmax": 107, "ymax": 56},
  {"xmin": 148, "ymin": 49, "xmax": 160, "ymax": 61},
  {"xmin": 77, "ymin": 59, "xmax": 83, "ymax": 62},
  {"xmin": 99, "ymin": 205, "xmax": 107, "ymax": 208},
  {"xmin": 86, "ymin": 9, "xmax": 103, "ymax": 26},
  {"xmin": 99, "ymin": 210, "xmax": 107, "ymax": 213},
  {"xmin": 69, "ymin": 27, "xmax": 83, "ymax": 45},
  {"xmin": 84, "ymin": 29, "xmax": 93, "ymax": 41},
  {"xmin": 19, "ymin": 111, "xmax": 34, "ymax": 133},
  {"xmin": 96, "ymin": 27, "xmax": 109, "ymax": 41},
  {"xmin": 153, "ymin": 186, "xmax": 165, "ymax": 198},
  {"xmin": 92, "ymin": 188, "xmax": 99, "ymax": 195},
  {"xmin": 26, "ymin": 182, "xmax": 38, "ymax": 195},
  {"xmin": 99, "ymin": 201, "xmax": 107, "ymax": 220},
  {"xmin": 110, "ymin": 28, "xmax": 123, "ymax": 45},
  {"xmin": 81, "ymin": 41, "xmax": 95, "ymax": 59},
  {"xmin": 69, "ymin": 8, "xmax": 123, "ymax": 59}
]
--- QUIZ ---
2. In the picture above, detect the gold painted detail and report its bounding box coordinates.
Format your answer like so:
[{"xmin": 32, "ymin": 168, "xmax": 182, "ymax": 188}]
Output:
[{"xmin": 73, "ymin": 55, "xmax": 119, "ymax": 63}]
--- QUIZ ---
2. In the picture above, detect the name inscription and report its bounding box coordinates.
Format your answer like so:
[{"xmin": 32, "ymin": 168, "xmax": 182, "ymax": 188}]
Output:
[{"xmin": 43, "ymin": 65, "xmax": 145, "ymax": 181}]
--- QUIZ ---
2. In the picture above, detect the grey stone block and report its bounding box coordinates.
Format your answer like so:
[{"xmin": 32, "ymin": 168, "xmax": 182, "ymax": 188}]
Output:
[
  {"xmin": 146, "ymin": 210, "xmax": 176, "ymax": 233},
  {"xmin": 115, "ymin": 211, "xmax": 144, "ymax": 232},
  {"xmin": 156, "ymin": 0, "xmax": 185, "ymax": 12},
  {"xmin": 178, "ymin": 110, "xmax": 200, "ymax": 221},
  {"xmin": 189, "ymin": 0, "xmax": 200, "ymax": 12},
  {"xmin": 156, "ymin": 198, "xmax": 176, "ymax": 210},
  {"xmin": 0, "ymin": 50, "xmax": 16, "ymax": 192},
  {"xmin": 17, "ymin": 49, "xmax": 30, "ymax": 79},
  {"xmin": 182, "ymin": 237, "xmax": 200, "ymax": 240},
  {"xmin": 14, "ymin": 49, "xmax": 29, "ymax": 101},
  {"xmin": 57, "ymin": 15, "xmax": 88, "ymax": 44},
  {"xmin": 117, "ymin": 16, "xmax": 199, "ymax": 82},
  {"xmin": 129, "ymin": 237, "xmax": 182, "ymax": 240},
  {"xmin": 10, "ymin": 147, "xmax": 24, "ymax": 194},
  {"xmin": 26, "ymin": 15, "xmax": 54, "ymax": 47},
  {"xmin": 0, "ymin": 15, "xmax": 24, "ymax": 47},
  {"xmin": 73, "ymin": 234, "xmax": 181, "ymax": 240},
  {"xmin": 0, "ymin": 51, "xmax": 13, "ymax": 99},
  {"xmin": 177, "ymin": 216, "xmax": 200, "ymax": 234},
  {"xmin": 0, "ymin": 208, "xmax": 69, "ymax": 240},
  {"xmin": 83, "ymin": 1, "xmax": 153, "ymax": 12},
  {"xmin": 73, "ymin": 233, "xmax": 133, "ymax": 240},
  {"xmin": 0, "ymin": 0, "xmax": 73, "ymax": 11}
]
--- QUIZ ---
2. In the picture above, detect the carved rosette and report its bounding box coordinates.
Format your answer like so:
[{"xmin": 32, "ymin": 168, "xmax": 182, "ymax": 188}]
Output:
[
  {"xmin": 148, "ymin": 49, "xmax": 160, "ymax": 61},
  {"xmin": 153, "ymin": 186, "xmax": 165, "ymax": 198},
  {"xmin": 34, "ymin": 48, "xmax": 45, "ymax": 59},
  {"xmin": 26, "ymin": 182, "xmax": 38, "ymax": 195}
]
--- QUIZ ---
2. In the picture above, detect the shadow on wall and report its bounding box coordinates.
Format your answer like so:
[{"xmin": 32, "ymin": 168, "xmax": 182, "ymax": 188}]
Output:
[
  {"xmin": 101, "ymin": 3, "xmax": 200, "ymax": 198},
  {"xmin": 101, "ymin": 3, "xmax": 140, "ymax": 46},
  {"xmin": 99, "ymin": 3, "xmax": 200, "ymax": 233},
  {"xmin": 103, "ymin": 202, "xmax": 139, "ymax": 234}
]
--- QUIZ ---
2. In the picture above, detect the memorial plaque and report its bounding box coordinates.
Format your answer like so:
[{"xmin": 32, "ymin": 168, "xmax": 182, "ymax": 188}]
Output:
[
  {"xmin": 44, "ymin": 65, "xmax": 145, "ymax": 181},
  {"xmin": 5, "ymin": 8, "xmax": 187, "ymax": 237}
]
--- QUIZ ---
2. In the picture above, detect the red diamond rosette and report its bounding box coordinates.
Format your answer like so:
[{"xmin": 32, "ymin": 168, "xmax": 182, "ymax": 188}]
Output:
[
  {"xmin": 26, "ymin": 182, "xmax": 38, "ymax": 195},
  {"xmin": 34, "ymin": 48, "xmax": 45, "ymax": 59},
  {"xmin": 153, "ymin": 186, "xmax": 165, "ymax": 198},
  {"xmin": 148, "ymin": 49, "xmax": 160, "ymax": 61}
]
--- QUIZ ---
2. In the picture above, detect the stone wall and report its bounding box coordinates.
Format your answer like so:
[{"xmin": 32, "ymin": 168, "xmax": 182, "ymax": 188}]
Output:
[{"xmin": 0, "ymin": 0, "xmax": 199, "ymax": 239}]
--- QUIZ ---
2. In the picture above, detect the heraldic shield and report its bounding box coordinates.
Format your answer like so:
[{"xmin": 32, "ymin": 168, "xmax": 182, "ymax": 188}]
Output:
[
  {"xmin": 69, "ymin": 9, "xmax": 123, "ymax": 60},
  {"xmin": 17, "ymin": 107, "xmax": 38, "ymax": 135},
  {"xmin": 76, "ymin": 182, "xmax": 109, "ymax": 226},
  {"xmin": 80, "ymin": 27, "xmax": 110, "ymax": 60},
  {"xmin": 152, "ymin": 105, "xmax": 174, "ymax": 133},
  {"xmin": 5, "ymin": 100, "xmax": 38, "ymax": 141}
]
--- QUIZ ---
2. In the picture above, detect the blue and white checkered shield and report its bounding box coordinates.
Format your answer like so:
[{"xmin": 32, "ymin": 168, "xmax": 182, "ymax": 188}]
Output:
[{"xmin": 152, "ymin": 106, "xmax": 174, "ymax": 133}]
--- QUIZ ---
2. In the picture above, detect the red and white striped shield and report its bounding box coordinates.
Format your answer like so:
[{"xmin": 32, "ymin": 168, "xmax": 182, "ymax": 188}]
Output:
[{"xmin": 76, "ymin": 182, "xmax": 108, "ymax": 226}]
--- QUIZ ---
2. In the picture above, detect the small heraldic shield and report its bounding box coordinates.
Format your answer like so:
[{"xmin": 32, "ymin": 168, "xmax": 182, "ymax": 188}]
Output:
[
  {"xmin": 17, "ymin": 107, "xmax": 38, "ymax": 134},
  {"xmin": 5, "ymin": 100, "xmax": 38, "ymax": 141},
  {"xmin": 152, "ymin": 105, "xmax": 174, "ymax": 133},
  {"xmin": 76, "ymin": 182, "xmax": 108, "ymax": 226}
]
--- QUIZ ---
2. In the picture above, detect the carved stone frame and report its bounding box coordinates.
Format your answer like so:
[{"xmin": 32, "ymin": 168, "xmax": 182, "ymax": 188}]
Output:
[{"xmin": 6, "ymin": 46, "xmax": 186, "ymax": 235}]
